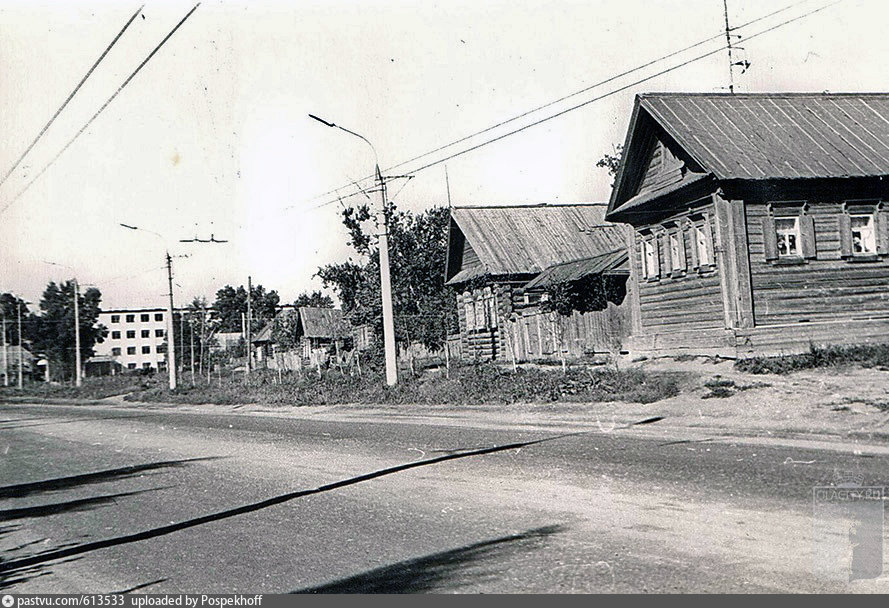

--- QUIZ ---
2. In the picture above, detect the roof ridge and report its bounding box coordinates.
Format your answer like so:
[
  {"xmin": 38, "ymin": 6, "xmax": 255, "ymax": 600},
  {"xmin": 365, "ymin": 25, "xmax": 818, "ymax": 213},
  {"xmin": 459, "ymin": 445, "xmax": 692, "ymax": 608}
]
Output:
[
  {"xmin": 452, "ymin": 202, "xmax": 607, "ymax": 210},
  {"xmin": 639, "ymin": 91, "xmax": 889, "ymax": 98}
]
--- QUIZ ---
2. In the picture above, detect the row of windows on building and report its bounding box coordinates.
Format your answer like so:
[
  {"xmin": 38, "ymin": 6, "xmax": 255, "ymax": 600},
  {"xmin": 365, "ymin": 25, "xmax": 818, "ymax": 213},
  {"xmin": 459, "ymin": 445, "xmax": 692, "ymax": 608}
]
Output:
[
  {"xmin": 639, "ymin": 203, "xmax": 887, "ymax": 280},
  {"xmin": 121, "ymin": 361, "xmax": 166, "ymax": 371},
  {"xmin": 638, "ymin": 215, "xmax": 715, "ymax": 281},
  {"xmin": 109, "ymin": 313, "xmax": 164, "ymax": 323},
  {"xmin": 464, "ymin": 288, "xmax": 498, "ymax": 331},
  {"xmin": 110, "ymin": 329, "xmax": 165, "ymax": 340},
  {"xmin": 110, "ymin": 344, "xmax": 167, "ymax": 356},
  {"xmin": 763, "ymin": 202, "xmax": 886, "ymax": 261}
]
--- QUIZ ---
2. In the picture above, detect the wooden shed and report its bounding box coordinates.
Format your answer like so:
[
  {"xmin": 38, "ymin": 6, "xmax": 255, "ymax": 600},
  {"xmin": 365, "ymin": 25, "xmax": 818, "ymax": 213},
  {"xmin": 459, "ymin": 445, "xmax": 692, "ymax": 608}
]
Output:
[
  {"xmin": 444, "ymin": 203, "xmax": 631, "ymax": 361},
  {"xmin": 606, "ymin": 92, "xmax": 889, "ymax": 356}
]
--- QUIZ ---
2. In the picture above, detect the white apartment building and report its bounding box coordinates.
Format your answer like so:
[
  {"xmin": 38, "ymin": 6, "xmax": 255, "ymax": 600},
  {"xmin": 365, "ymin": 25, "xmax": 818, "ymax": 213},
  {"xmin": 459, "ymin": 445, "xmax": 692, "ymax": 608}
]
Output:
[{"xmin": 95, "ymin": 308, "xmax": 169, "ymax": 371}]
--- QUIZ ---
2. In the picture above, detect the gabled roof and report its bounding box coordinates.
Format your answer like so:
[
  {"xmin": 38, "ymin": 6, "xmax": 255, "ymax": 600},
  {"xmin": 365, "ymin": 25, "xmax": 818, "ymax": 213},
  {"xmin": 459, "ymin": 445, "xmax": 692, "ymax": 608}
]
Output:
[
  {"xmin": 524, "ymin": 248, "xmax": 629, "ymax": 289},
  {"xmin": 445, "ymin": 203, "xmax": 627, "ymax": 285},
  {"xmin": 251, "ymin": 307, "xmax": 348, "ymax": 344},
  {"xmin": 252, "ymin": 319, "xmax": 276, "ymax": 343},
  {"xmin": 608, "ymin": 93, "xmax": 889, "ymax": 219},
  {"xmin": 298, "ymin": 307, "xmax": 348, "ymax": 339}
]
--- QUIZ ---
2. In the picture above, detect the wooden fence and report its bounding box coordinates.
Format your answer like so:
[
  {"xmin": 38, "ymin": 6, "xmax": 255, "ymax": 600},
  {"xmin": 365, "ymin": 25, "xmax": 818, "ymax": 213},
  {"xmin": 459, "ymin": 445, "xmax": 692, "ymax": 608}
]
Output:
[{"xmin": 501, "ymin": 302, "xmax": 628, "ymax": 362}]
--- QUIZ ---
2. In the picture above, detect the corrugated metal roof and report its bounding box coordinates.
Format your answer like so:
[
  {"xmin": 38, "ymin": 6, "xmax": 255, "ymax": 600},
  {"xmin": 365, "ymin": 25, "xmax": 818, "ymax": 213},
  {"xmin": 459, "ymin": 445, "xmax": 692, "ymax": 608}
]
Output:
[
  {"xmin": 447, "ymin": 204, "xmax": 627, "ymax": 284},
  {"xmin": 298, "ymin": 307, "xmax": 348, "ymax": 339},
  {"xmin": 524, "ymin": 248, "xmax": 629, "ymax": 289},
  {"xmin": 640, "ymin": 93, "xmax": 889, "ymax": 180}
]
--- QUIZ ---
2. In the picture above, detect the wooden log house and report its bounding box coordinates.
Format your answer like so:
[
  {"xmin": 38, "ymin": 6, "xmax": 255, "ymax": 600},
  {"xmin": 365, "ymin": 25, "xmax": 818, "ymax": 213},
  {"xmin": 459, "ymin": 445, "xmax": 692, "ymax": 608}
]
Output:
[
  {"xmin": 444, "ymin": 203, "xmax": 630, "ymax": 361},
  {"xmin": 606, "ymin": 93, "xmax": 889, "ymax": 356}
]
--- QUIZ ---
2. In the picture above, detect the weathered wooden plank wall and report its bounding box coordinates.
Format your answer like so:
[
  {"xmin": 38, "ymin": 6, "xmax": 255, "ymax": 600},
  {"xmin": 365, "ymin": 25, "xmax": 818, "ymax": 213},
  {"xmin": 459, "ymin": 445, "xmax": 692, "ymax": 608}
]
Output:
[
  {"xmin": 504, "ymin": 303, "xmax": 628, "ymax": 361},
  {"xmin": 746, "ymin": 202, "xmax": 889, "ymax": 326},
  {"xmin": 633, "ymin": 220, "xmax": 724, "ymax": 333}
]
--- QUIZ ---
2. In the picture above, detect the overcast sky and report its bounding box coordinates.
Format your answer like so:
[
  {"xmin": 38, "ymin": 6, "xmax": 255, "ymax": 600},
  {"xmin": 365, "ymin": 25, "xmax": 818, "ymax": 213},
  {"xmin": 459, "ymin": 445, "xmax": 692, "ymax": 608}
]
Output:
[{"xmin": 0, "ymin": 0, "xmax": 883, "ymax": 310}]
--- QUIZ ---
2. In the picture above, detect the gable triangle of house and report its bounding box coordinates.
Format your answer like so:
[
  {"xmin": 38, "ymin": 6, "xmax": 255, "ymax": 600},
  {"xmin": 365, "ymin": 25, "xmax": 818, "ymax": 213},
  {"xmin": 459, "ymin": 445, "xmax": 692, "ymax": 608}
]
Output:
[{"xmin": 632, "ymin": 132, "xmax": 695, "ymax": 200}]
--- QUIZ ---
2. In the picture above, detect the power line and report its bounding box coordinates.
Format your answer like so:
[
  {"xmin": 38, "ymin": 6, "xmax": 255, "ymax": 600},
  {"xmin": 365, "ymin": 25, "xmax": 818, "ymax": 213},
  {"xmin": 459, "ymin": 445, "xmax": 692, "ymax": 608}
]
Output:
[
  {"xmin": 297, "ymin": 0, "xmax": 814, "ymax": 210},
  {"xmin": 0, "ymin": 3, "xmax": 201, "ymax": 217},
  {"xmin": 0, "ymin": 5, "xmax": 144, "ymax": 190},
  {"xmin": 305, "ymin": 0, "xmax": 842, "ymax": 212}
]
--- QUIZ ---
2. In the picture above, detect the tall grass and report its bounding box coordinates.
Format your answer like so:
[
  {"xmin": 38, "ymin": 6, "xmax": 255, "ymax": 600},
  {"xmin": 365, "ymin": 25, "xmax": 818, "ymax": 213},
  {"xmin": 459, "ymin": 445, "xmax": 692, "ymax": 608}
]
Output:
[
  {"xmin": 0, "ymin": 373, "xmax": 160, "ymax": 401},
  {"xmin": 735, "ymin": 344, "xmax": 889, "ymax": 375},
  {"xmin": 127, "ymin": 362, "xmax": 681, "ymax": 407}
]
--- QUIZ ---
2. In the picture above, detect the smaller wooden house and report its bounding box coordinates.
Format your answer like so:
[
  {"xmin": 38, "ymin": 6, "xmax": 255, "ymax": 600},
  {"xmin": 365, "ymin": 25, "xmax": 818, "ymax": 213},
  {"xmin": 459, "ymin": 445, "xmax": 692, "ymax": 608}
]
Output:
[
  {"xmin": 252, "ymin": 307, "xmax": 350, "ymax": 365},
  {"xmin": 606, "ymin": 92, "xmax": 889, "ymax": 356},
  {"xmin": 444, "ymin": 203, "xmax": 632, "ymax": 360},
  {"xmin": 293, "ymin": 307, "xmax": 350, "ymax": 359}
]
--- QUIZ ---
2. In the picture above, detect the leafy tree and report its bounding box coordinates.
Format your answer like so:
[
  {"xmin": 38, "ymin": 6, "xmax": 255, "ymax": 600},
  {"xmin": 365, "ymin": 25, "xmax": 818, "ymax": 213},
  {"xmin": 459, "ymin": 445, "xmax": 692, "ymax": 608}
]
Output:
[
  {"xmin": 212, "ymin": 284, "xmax": 280, "ymax": 333},
  {"xmin": 596, "ymin": 144, "xmax": 623, "ymax": 185},
  {"xmin": 0, "ymin": 293, "xmax": 30, "ymax": 346},
  {"xmin": 269, "ymin": 309, "xmax": 300, "ymax": 351},
  {"xmin": 180, "ymin": 297, "xmax": 219, "ymax": 374},
  {"xmin": 317, "ymin": 202, "xmax": 457, "ymax": 350},
  {"xmin": 26, "ymin": 281, "xmax": 107, "ymax": 381},
  {"xmin": 293, "ymin": 290, "xmax": 333, "ymax": 309}
]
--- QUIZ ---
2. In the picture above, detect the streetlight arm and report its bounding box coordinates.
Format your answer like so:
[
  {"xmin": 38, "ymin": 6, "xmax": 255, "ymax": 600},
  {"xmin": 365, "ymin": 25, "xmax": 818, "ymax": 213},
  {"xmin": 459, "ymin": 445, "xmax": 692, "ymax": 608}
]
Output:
[
  {"xmin": 119, "ymin": 223, "xmax": 165, "ymax": 241},
  {"xmin": 308, "ymin": 113, "xmax": 379, "ymax": 171}
]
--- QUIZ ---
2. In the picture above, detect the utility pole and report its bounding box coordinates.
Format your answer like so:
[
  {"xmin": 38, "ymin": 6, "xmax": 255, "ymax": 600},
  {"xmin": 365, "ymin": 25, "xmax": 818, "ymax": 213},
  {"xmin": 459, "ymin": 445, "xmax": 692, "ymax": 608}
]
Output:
[
  {"xmin": 2, "ymin": 311, "xmax": 8, "ymax": 387},
  {"xmin": 17, "ymin": 301, "xmax": 23, "ymax": 389},
  {"xmin": 179, "ymin": 310, "xmax": 185, "ymax": 376},
  {"xmin": 376, "ymin": 165, "xmax": 398, "ymax": 386},
  {"xmin": 190, "ymin": 315, "xmax": 195, "ymax": 387},
  {"xmin": 308, "ymin": 113, "xmax": 398, "ymax": 386},
  {"xmin": 246, "ymin": 276, "xmax": 252, "ymax": 374},
  {"xmin": 73, "ymin": 278, "xmax": 82, "ymax": 387},
  {"xmin": 165, "ymin": 251, "xmax": 178, "ymax": 390}
]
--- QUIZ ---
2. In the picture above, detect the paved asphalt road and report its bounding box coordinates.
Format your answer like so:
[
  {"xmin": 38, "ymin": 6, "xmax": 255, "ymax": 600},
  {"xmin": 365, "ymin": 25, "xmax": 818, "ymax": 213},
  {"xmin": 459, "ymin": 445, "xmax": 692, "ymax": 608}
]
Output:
[{"xmin": 1, "ymin": 402, "xmax": 888, "ymax": 593}]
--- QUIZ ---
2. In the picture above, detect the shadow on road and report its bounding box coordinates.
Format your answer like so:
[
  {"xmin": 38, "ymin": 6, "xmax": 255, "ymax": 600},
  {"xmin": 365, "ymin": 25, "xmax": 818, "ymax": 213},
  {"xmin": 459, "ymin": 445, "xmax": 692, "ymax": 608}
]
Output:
[
  {"xmin": 0, "ymin": 457, "xmax": 221, "ymax": 499},
  {"xmin": 0, "ymin": 432, "xmax": 578, "ymax": 575},
  {"xmin": 0, "ymin": 487, "xmax": 167, "ymax": 522},
  {"xmin": 0, "ymin": 413, "xmax": 156, "ymax": 431},
  {"xmin": 293, "ymin": 525, "xmax": 565, "ymax": 593},
  {"xmin": 0, "ymin": 417, "xmax": 662, "ymax": 580}
]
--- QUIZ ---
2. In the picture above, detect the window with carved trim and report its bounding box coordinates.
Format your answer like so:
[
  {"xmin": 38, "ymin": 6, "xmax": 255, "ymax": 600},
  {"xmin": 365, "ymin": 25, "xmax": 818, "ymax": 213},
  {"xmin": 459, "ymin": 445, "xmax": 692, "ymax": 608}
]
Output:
[
  {"xmin": 851, "ymin": 215, "xmax": 876, "ymax": 254},
  {"xmin": 669, "ymin": 231, "xmax": 685, "ymax": 274},
  {"xmin": 694, "ymin": 222, "xmax": 714, "ymax": 266},
  {"xmin": 763, "ymin": 202, "xmax": 816, "ymax": 262},
  {"xmin": 775, "ymin": 217, "xmax": 800, "ymax": 258},
  {"xmin": 642, "ymin": 238, "xmax": 658, "ymax": 279},
  {"xmin": 464, "ymin": 299, "xmax": 476, "ymax": 331}
]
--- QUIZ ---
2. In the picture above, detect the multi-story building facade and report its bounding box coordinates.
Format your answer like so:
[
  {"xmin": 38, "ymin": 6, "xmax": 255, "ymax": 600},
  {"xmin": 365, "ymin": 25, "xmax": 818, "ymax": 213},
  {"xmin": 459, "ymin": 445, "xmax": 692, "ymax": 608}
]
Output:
[{"xmin": 94, "ymin": 308, "xmax": 170, "ymax": 371}]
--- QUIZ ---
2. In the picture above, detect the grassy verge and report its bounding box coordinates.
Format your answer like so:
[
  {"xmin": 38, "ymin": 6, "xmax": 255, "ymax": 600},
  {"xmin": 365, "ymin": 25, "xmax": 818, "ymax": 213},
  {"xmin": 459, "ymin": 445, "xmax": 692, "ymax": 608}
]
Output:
[
  {"xmin": 735, "ymin": 344, "xmax": 889, "ymax": 375},
  {"xmin": 126, "ymin": 363, "xmax": 682, "ymax": 407},
  {"xmin": 0, "ymin": 373, "xmax": 161, "ymax": 401}
]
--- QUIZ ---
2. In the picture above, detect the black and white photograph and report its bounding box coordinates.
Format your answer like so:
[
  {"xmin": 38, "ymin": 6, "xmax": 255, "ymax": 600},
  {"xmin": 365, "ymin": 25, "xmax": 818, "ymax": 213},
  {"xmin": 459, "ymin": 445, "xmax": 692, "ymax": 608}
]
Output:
[{"xmin": 1, "ymin": 0, "xmax": 889, "ymax": 596}]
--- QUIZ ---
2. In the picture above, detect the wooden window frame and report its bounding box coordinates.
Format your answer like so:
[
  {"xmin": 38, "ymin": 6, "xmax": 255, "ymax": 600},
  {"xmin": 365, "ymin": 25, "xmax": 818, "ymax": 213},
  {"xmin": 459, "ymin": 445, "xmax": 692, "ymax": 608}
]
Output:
[
  {"xmin": 640, "ymin": 234, "xmax": 660, "ymax": 282},
  {"xmin": 688, "ymin": 213, "xmax": 716, "ymax": 272},
  {"xmin": 463, "ymin": 294, "xmax": 476, "ymax": 332},
  {"xmin": 841, "ymin": 200, "xmax": 884, "ymax": 262},
  {"xmin": 763, "ymin": 202, "xmax": 815, "ymax": 265},
  {"xmin": 661, "ymin": 221, "xmax": 687, "ymax": 278},
  {"xmin": 775, "ymin": 216, "xmax": 802, "ymax": 259}
]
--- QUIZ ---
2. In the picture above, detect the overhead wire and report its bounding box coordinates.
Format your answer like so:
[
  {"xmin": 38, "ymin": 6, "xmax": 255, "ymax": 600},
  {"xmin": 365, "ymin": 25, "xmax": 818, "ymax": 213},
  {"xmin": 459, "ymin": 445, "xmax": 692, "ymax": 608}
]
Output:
[
  {"xmin": 301, "ymin": 0, "xmax": 841, "ymax": 212},
  {"xmin": 0, "ymin": 3, "xmax": 202, "ymax": 216},
  {"xmin": 0, "ymin": 4, "xmax": 145, "ymax": 189}
]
